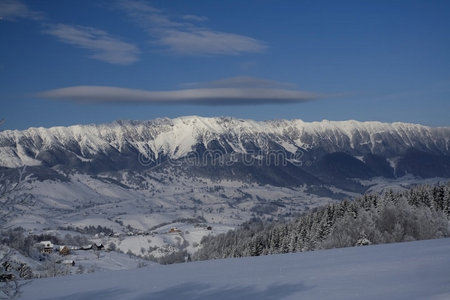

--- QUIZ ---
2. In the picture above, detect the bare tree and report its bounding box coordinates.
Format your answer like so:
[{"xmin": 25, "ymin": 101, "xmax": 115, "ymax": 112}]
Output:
[
  {"xmin": 0, "ymin": 167, "xmax": 34, "ymax": 225},
  {"xmin": 0, "ymin": 248, "xmax": 21, "ymax": 300},
  {"xmin": 0, "ymin": 120, "xmax": 34, "ymax": 299},
  {"xmin": 0, "ymin": 168, "xmax": 34, "ymax": 299},
  {"xmin": 40, "ymin": 254, "xmax": 69, "ymax": 278}
]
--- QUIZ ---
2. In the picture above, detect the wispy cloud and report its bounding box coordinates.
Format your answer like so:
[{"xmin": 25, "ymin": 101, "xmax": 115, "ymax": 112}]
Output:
[
  {"xmin": 182, "ymin": 14, "xmax": 208, "ymax": 22},
  {"xmin": 117, "ymin": 0, "xmax": 267, "ymax": 55},
  {"xmin": 159, "ymin": 30, "xmax": 265, "ymax": 56},
  {"xmin": 36, "ymin": 77, "xmax": 318, "ymax": 105},
  {"xmin": 3, "ymin": 0, "xmax": 262, "ymax": 62},
  {"xmin": 43, "ymin": 24, "xmax": 140, "ymax": 65},
  {"xmin": 1, "ymin": 1, "xmax": 139, "ymax": 65},
  {"xmin": 0, "ymin": 0, "xmax": 44, "ymax": 21}
]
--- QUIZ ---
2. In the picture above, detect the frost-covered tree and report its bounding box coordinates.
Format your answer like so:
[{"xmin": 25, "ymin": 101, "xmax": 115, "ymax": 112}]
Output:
[
  {"xmin": 0, "ymin": 167, "xmax": 33, "ymax": 226},
  {"xmin": 0, "ymin": 248, "xmax": 22, "ymax": 300},
  {"xmin": 0, "ymin": 119, "xmax": 34, "ymax": 299},
  {"xmin": 107, "ymin": 242, "xmax": 117, "ymax": 252},
  {"xmin": 40, "ymin": 254, "xmax": 69, "ymax": 278},
  {"xmin": 193, "ymin": 182, "xmax": 450, "ymax": 261}
]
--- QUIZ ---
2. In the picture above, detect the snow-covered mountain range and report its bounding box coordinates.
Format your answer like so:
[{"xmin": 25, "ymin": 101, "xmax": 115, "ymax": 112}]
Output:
[
  {"xmin": 1, "ymin": 116, "xmax": 449, "ymax": 166},
  {"xmin": 1, "ymin": 116, "xmax": 449, "ymax": 188}
]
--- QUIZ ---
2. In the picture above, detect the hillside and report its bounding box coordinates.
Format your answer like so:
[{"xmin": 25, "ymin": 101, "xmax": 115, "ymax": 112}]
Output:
[{"xmin": 19, "ymin": 238, "xmax": 450, "ymax": 300}]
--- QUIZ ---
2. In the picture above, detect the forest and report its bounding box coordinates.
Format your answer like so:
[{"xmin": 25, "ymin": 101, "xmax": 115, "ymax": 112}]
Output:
[{"xmin": 193, "ymin": 183, "xmax": 450, "ymax": 260}]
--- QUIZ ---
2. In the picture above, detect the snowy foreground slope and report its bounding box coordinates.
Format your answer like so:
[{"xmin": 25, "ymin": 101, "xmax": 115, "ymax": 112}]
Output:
[{"xmin": 21, "ymin": 238, "xmax": 450, "ymax": 300}]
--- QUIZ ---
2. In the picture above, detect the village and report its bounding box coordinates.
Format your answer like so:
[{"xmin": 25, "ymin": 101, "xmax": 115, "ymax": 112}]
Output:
[
  {"xmin": 0, "ymin": 219, "xmax": 219, "ymax": 283},
  {"xmin": 34, "ymin": 224, "xmax": 214, "ymax": 273},
  {"xmin": 37, "ymin": 240, "xmax": 105, "ymax": 267}
]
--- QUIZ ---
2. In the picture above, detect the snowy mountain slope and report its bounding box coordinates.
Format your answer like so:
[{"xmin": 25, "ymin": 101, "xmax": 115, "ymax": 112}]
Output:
[
  {"xmin": 0, "ymin": 116, "xmax": 448, "ymax": 168},
  {"xmin": 1, "ymin": 116, "xmax": 449, "ymax": 197},
  {"xmin": 20, "ymin": 238, "xmax": 450, "ymax": 300}
]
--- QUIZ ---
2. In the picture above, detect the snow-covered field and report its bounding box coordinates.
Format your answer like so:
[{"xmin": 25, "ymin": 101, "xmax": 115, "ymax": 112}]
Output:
[{"xmin": 20, "ymin": 238, "xmax": 450, "ymax": 300}]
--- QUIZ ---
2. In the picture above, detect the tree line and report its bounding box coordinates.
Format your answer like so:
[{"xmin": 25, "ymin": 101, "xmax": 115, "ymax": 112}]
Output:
[{"xmin": 193, "ymin": 182, "xmax": 450, "ymax": 260}]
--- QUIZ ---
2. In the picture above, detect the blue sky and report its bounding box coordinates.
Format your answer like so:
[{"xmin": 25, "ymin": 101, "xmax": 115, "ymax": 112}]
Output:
[{"xmin": 1, "ymin": 0, "xmax": 449, "ymax": 130}]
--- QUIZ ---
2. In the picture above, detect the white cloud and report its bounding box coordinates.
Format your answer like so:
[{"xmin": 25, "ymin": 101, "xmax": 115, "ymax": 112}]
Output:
[
  {"xmin": 37, "ymin": 79, "xmax": 318, "ymax": 105},
  {"xmin": 1, "ymin": 1, "xmax": 139, "ymax": 65},
  {"xmin": 117, "ymin": 0, "xmax": 267, "ymax": 55},
  {"xmin": 0, "ymin": 0, "xmax": 44, "ymax": 21},
  {"xmin": 43, "ymin": 24, "xmax": 140, "ymax": 65}
]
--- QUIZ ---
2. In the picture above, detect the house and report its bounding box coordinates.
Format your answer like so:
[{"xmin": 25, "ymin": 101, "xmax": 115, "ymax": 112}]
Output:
[
  {"xmin": 39, "ymin": 241, "xmax": 54, "ymax": 254},
  {"xmin": 169, "ymin": 227, "xmax": 181, "ymax": 233},
  {"xmin": 356, "ymin": 237, "xmax": 372, "ymax": 246},
  {"xmin": 59, "ymin": 246, "xmax": 70, "ymax": 256},
  {"xmin": 93, "ymin": 243, "xmax": 104, "ymax": 251}
]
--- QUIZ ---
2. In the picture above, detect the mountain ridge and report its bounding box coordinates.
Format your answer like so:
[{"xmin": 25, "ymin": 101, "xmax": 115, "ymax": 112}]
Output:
[{"xmin": 1, "ymin": 116, "xmax": 449, "ymax": 169}]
